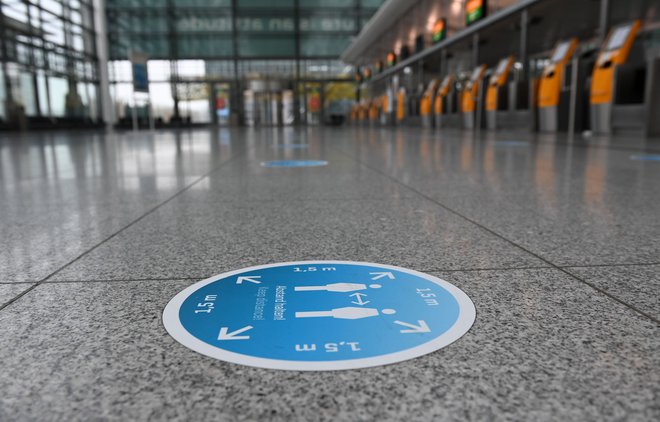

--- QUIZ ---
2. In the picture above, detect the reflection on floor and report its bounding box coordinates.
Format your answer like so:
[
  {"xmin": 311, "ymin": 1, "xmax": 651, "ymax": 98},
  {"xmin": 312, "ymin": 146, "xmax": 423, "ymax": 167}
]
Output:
[{"xmin": 1, "ymin": 127, "xmax": 659, "ymax": 420}]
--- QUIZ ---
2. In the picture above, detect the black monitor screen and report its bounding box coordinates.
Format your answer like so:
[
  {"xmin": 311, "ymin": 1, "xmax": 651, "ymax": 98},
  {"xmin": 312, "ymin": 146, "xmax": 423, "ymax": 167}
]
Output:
[{"xmin": 606, "ymin": 25, "xmax": 633, "ymax": 51}]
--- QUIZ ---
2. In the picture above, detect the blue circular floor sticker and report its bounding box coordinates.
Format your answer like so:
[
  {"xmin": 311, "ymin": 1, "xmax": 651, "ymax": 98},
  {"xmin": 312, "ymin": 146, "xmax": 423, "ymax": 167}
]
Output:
[
  {"xmin": 261, "ymin": 160, "xmax": 328, "ymax": 168},
  {"xmin": 163, "ymin": 261, "xmax": 475, "ymax": 371}
]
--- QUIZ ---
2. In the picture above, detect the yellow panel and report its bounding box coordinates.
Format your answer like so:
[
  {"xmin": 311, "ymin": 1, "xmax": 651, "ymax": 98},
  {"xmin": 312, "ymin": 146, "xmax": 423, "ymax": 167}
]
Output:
[
  {"xmin": 485, "ymin": 85, "xmax": 498, "ymax": 111},
  {"xmin": 396, "ymin": 89, "xmax": 406, "ymax": 121},
  {"xmin": 419, "ymin": 79, "xmax": 439, "ymax": 117}
]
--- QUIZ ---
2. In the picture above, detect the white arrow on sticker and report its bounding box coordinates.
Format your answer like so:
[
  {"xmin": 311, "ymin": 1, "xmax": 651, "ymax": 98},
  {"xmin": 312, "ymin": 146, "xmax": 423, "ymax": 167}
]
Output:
[
  {"xmin": 236, "ymin": 275, "xmax": 262, "ymax": 285},
  {"xmin": 218, "ymin": 325, "xmax": 253, "ymax": 340},
  {"xmin": 370, "ymin": 272, "xmax": 394, "ymax": 280},
  {"xmin": 394, "ymin": 320, "xmax": 431, "ymax": 333}
]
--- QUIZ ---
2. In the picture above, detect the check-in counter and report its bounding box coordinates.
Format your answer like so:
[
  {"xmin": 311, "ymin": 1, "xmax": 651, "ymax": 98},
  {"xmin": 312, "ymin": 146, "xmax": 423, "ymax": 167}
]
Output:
[
  {"xmin": 358, "ymin": 101, "xmax": 368, "ymax": 126},
  {"xmin": 485, "ymin": 56, "xmax": 514, "ymax": 130},
  {"xmin": 380, "ymin": 92, "xmax": 393, "ymax": 126},
  {"xmin": 590, "ymin": 21, "xmax": 642, "ymax": 134},
  {"xmin": 396, "ymin": 87, "xmax": 406, "ymax": 125},
  {"xmin": 537, "ymin": 39, "xmax": 578, "ymax": 132},
  {"xmin": 368, "ymin": 99, "xmax": 380, "ymax": 127},
  {"xmin": 420, "ymin": 79, "xmax": 439, "ymax": 128},
  {"xmin": 590, "ymin": 20, "xmax": 660, "ymax": 136},
  {"xmin": 434, "ymin": 74, "xmax": 456, "ymax": 128},
  {"xmin": 461, "ymin": 64, "xmax": 486, "ymax": 129}
]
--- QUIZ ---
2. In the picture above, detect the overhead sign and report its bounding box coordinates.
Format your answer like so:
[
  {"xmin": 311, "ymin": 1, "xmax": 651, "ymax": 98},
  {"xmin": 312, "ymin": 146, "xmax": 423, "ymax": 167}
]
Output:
[
  {"xmin": 177, "ymin": 16, "xmax": 356, "ymax": 33},
  {"xmin": 129, "ymin": 51, "xmax": 149, "ymax": 93},
  {"xmin": 261, "ymin": 160, "xmax": 328, "ymax": 168},
  {"xmin": 466, "ymin": 0, "xmax": 487, "ymax": 26},
  {"xmin": 386, "ymin": 52, "xmax": 397, "ymax": 67},
  {"xmin": 432, "ymin": 19, "xmax": 447, "ymax": 43},
  {"xmin": 163, "ymin": 261, "xmax": 476, "ymax": 370}
]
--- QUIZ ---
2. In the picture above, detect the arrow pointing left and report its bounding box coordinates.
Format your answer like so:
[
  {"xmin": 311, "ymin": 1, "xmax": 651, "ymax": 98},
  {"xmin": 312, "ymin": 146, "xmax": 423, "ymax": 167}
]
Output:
[
  {"xmin": 236, "ymin": 275, "xmax": 262, "ymax": 284},
  {"xmin": 218, "ymin": 325, "xmax": 253, "ymax": 340}
]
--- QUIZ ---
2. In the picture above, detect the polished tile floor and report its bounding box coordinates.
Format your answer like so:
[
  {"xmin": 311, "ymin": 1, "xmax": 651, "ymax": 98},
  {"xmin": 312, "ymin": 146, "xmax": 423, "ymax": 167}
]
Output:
[{"xmin": 1, "ymin": 127, "xmax": 659, "ymax": 420}]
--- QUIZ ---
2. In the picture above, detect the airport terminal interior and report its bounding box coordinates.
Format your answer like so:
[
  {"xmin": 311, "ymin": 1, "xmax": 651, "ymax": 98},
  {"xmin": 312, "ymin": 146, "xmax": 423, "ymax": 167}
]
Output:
[{"xmin": 1, "ymin": 0, "xmax": 659, "ymax": 420}]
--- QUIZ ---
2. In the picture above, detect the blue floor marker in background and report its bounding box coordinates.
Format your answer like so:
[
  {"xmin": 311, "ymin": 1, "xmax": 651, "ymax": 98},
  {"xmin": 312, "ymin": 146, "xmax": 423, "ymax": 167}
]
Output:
[
  {"xmin": 261, "ymin": 160, "xmax": 328, "ymax": 168},
  {"xmin": 163, "ymin": 261, "xmax": 476, "ymax": 371},
  {"xmin": 630, "ymin": 154, "xmax": 660, "ymax": 162},
  {"xmin": 494, "ymin": 140, "xmax": 529, "ymax": 147},
  {"xmin": 275, "ymin": 144, "xmax": 309, "ymax": 150}
]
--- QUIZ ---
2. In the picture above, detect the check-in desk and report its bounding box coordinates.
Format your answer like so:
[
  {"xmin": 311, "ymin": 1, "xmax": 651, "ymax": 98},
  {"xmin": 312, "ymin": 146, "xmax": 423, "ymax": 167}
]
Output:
[
  {"xmin": 589, "ymin": 20, "xmax": 656, "ymax": 135},
  {"xmin": 434, "ymin": 75, "xmax": 457, "ymax": 128},
  {"xmin": 461, "ymin": 65, "xmax": 486, "ymax": 129},
  {"xmin": 420, "ymin": 79, "xmax": 439, "ymax": 128},
  {"xmin": 538, "ymin": 39, "xmax": 578, "ymax": 132},
  {"xmin": 358, "ymin": 102, "xmax": 368, "ymax": 126},
  {"xmin": 485, "ymin": 56, "xmax": 514, "ymax": 130},
  {"xmin": 380, "ymin": 92, "xmax": 393, "ymax": 126},
  {"xmin": 368, "ymin": 99, "xmax": 380, "ymax": 127},
  {"xmin": 396, "ymin": 87, "xmax": 406, "ymax": 126},
  {"xmin": 592, "ymin": 21, "xmax": 660, "ymax": 136}
]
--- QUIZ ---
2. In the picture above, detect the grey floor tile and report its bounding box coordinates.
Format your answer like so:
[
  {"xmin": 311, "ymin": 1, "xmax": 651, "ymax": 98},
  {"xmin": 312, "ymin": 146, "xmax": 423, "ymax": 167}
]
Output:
[
  {"xmin": 564, "ymin": 264, "xmax": 660, "ymax": 321},
  {"xmin": 0, "ymin": 129, "xmax": 242, "ymax": 283},
  {"xmin": 47, "ymin": 198, "xmax": 363, "ymax": 281},
  {"xmin": 338, "ymin": 129, "xmax": 660, "ymax": 266},
  {"xmin": 48, "ymin": 196, "xmax": 546, "ymax": 282},
  {"xmin": 354, "ymin": 198, "xmax": 547, "ymax": 270},
  {"xmin": 0, "ymin": 283, "xmax": 34, "ymax": 307},
  {"xmin": 0, "ymin": 270, "xmax": 658, "ymax": 421}
]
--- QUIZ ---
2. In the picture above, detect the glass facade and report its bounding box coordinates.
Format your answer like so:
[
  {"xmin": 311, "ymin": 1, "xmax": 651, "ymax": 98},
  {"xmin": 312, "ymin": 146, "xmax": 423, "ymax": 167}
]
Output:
[
  {"xmin": 105, "ymin": 0, "xmax": 385, "ymax": 125},
  {"xmin": 0, "ymin": 0, "xmax": 100, "ymax": 127}
]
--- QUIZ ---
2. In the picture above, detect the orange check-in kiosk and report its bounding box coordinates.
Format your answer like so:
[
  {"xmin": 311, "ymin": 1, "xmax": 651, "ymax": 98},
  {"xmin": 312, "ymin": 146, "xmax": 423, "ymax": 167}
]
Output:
[
  {"xmin": 590, "ymin": 21, "xmax": 640, "ymax": 134},
  {"xmin": 485, "ymin": 56, "xmax": 514, "ymax": 130},
  {"xmin": 420, "ymin": 79, "xmax": 439, "ymax": 128},
  {"xmin": 380, "ymin": 92, "xmax": 391, "ymax": 125},
  {"xmin": 461, "ymin": 64, "xmax": 486, "ymax": 129},
  {"xmin": 434, "ymin": 74, "xmax": 455, "ymax": 128},
  {"xmin": 368, "ymin": 98, "xmax": 380, "ymax": 126},
  {"xmin": 396, "ymin": 87, "xmax": 406, "ymax": 125},
  {"xmin": 537, "ymin": 38, "xmax": 578, "ymax": 132}
]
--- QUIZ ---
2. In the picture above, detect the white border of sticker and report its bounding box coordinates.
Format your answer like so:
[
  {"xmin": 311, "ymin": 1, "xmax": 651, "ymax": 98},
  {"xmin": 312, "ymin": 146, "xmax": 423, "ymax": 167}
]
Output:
[{"xmin": 163, "ymin": 261, "xmax": 476, "ymax": 371}]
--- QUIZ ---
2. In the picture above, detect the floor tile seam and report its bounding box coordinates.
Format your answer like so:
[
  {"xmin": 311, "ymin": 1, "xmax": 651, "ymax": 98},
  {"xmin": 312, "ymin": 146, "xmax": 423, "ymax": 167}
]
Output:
[
  {"xmin": 332, "ymin": 144, "xmax": 660, "ymax": 325},
  {"xmin": 0, "ymin": 281, "xmax": 36, "ymax": 285},
  {"xmin": 41, "ymin": 277, "xmax": 206, "ymax": 284},
  {"xmin": 0, "ymin": 149, "xmax": 248, "ymax": 313},
  {"xmin": 560, "ymin": 262, "xmax": 660, "ymax": 269},
  {"xmin": 24, "ymin": 266, "xmax": 555, "ymax": 285}
]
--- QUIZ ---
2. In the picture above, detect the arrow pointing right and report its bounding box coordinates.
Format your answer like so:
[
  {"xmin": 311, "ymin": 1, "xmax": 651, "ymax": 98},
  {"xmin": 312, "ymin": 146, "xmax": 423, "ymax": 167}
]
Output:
[
  {"xmin": 394, "ymin": 320, "xmax": 431, "ymax": 333},
  {"xmin": 218, "ymin": 325, "xmax": 253, "ymax": 340},
  {"xmin": 370, "ymin": 272, "xmax": 394, "ymax": 280}
]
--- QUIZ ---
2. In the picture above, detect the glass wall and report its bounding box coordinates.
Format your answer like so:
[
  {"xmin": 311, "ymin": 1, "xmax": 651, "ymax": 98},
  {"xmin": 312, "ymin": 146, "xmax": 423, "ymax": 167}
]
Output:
[
  {"xmin": 0, "ymin": 0, "xmax": 100, "ymax": 127},
  {"xmin": 105, "ymin": 0, "xmax": 385, "ymax": 124}
]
